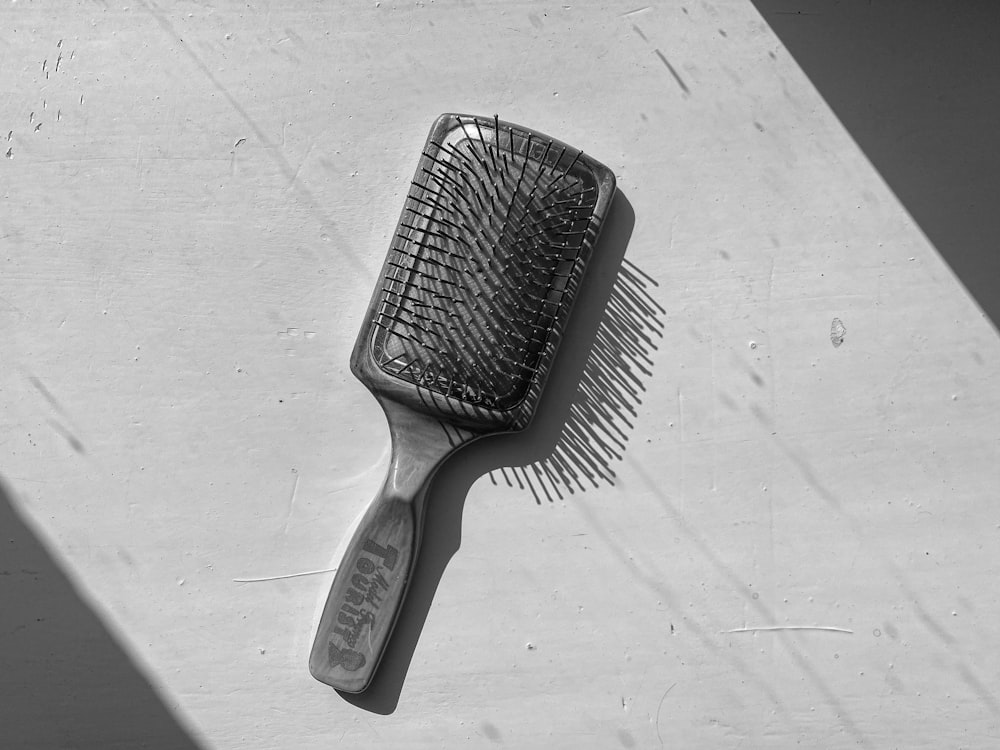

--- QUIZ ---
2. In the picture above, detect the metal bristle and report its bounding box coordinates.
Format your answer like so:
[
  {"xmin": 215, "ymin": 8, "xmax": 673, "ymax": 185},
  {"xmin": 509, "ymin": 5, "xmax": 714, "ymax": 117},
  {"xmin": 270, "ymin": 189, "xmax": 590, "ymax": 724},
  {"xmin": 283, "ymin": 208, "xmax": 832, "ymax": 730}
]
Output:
[{"xmin": 371, "ymin": 115, "xmax": 598, "ymax": 410}]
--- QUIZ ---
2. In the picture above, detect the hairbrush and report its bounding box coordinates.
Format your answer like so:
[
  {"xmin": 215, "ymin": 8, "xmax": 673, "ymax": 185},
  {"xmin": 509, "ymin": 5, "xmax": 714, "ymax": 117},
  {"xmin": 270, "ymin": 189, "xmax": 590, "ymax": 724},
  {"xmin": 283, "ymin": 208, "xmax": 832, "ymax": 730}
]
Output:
[{"xmin": 309, "ymin": 113, "xmax": 615, "ymax": 692}]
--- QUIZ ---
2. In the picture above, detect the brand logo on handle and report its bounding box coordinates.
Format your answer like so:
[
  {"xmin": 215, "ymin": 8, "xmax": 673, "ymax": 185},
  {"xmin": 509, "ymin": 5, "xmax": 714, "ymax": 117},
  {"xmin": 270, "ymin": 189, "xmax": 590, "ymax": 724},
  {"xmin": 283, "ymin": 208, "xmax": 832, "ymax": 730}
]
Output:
[{"xmin": 327, "ymin": 539, "xmax": 399, "ymax": 671}]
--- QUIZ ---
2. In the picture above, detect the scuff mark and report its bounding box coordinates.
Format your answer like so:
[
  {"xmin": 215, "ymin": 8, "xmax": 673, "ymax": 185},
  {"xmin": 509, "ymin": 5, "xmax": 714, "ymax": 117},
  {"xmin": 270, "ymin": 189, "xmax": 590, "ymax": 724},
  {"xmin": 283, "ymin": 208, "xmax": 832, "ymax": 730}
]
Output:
[
  {"xmin": 138, "ymin": 0, "xmax": 364, "ymax": 277},
  {"xmin": 30, "ymin": 376, "xmax": 67, "ymax": 416},
  {"xmin": 957, "ymin": 663, "xmax": 1000, "ymax": 716},
  {"xmin": 723, "ymin": 625, "xmax": 854, "ymax": 634},
  {"xmin": 282, "ymin": 468, "xmax": 300, "ymax": 534},
  {"xmin": 233, "ymin": 566, "xmax": 337, "ymax": 583},
  {"xmin": 654, "ymin": 50, "xmax": 690, "ymax": 95},
  {"xmin": 655, "ymin": 682, "xmax": 676, "ymax": 747},
  {"xmin": 284, "ymin": 27, "xmax": 305, "ymax": 47},
  {"xmin": 48, "ymin": 420, "xmax": 86, "ymax": 454},
  {"xmin": 831, "ymin": 317, "xmax": 846, "ymax": 347},
  {"xmin": 286, "ymin": 140, "xmax": 316, "ymax": 189}
]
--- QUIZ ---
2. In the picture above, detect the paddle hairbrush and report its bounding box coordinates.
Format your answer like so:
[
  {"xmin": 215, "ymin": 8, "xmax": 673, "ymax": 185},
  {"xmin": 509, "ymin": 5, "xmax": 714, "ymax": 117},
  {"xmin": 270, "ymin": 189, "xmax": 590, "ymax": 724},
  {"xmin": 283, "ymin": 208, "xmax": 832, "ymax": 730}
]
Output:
[{"xmin": 309, "ymin": 113, "xmax": 615, "ymax": 692}]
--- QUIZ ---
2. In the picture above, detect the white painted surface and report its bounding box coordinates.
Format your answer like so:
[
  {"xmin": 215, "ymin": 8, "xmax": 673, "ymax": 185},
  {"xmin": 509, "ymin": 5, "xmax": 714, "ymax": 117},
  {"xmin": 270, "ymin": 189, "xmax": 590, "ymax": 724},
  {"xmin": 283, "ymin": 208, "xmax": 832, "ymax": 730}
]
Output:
[{"xmin": 3, "ymin": 1, "xmax": 998, "ymax": 748}]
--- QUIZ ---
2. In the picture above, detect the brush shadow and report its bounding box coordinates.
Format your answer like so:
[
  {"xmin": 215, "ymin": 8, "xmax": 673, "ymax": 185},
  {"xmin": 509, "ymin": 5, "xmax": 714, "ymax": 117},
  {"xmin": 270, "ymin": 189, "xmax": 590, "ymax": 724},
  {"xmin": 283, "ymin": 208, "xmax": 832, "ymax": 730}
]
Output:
[
  {"xmin": 338, "ymin": 190, "xmax": 656, "ymax": 712},
  {"xmin": 0, "ymin": 476, "xmax": 204, "ymax": 749}
]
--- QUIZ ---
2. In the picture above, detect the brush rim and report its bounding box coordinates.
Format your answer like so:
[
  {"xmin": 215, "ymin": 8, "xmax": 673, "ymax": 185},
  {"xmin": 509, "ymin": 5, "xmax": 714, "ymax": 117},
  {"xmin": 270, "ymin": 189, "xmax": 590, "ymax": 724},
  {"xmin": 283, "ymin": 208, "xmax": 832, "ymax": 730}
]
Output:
[{"xmin": 351, "ymin": 113, "xmax": 616, "ymax": 433}]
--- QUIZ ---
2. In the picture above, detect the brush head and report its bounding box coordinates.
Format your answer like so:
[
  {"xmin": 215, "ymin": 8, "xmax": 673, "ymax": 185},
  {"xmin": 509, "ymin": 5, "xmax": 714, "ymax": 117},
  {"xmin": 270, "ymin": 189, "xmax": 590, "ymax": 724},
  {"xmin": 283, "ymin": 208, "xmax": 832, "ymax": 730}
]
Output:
[{"xmin": 352, "ymin": 114, "xmax": 615, "ymax": 431}]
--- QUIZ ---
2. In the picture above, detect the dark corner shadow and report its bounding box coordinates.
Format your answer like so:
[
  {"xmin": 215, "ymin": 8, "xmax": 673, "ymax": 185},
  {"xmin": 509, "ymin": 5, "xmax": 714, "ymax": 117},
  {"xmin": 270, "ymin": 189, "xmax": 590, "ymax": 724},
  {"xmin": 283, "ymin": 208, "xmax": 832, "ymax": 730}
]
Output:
[
  {"xmin": 0, "ymin": 476, "xmax": 204, "ymax": 750},
  {"xmin": 338, "ymin": 190, "xmax": 664, "ymax": 713},
  {"xmin": 751, "ymin": 0, "xmax": 1000, "ymax": 332}
]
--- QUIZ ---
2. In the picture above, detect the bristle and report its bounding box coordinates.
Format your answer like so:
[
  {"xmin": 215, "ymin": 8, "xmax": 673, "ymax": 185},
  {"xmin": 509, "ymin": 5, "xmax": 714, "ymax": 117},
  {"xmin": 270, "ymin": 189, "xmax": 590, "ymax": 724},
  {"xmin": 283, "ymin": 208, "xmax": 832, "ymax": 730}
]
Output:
[{"xmin": 370, "ymin": 115, "xmax": 599, "ymax": 411}]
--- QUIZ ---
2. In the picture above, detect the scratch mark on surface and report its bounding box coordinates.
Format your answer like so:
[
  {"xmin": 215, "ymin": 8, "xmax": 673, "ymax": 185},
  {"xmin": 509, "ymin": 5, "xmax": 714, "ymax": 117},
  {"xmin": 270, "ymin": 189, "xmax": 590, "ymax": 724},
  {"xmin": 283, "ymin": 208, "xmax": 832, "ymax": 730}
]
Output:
[
  {"xmin": 282, "ymin": 469, "xmax": 300, "ymax": 534},
  {"xmin": 287, "ymin": 141, "xmax": 316, "ymax": 189},
  {"xmin": 47, "ymin": 419, "xmax": 86, "ymax": 454},
  {"xmin": 724, "ymin": 625, "xmax": 854, "ymax": 634},
  {"xmin": 139, "ymin": 0, "xmax": 364, "ymax": 276},
  {"xmin": 623, "ymin": 6, "xmax": 651, "ymax": 16},
  {"xmin": 909, "ymin": 595, "xmax": 956, "ymax": 645},
  {"xmin": 0, "ymin": 289, "xmax": 24, "ymax": 311},
  {"xmin": 631, "ymin": 24, "xmax": 648, "ymax": 41},
  {"xmin": 654, "ymin": 50, "xmax": 690, "ymax": 95},
  {"xmin": 233, "ymin": 567, "xmax": 337, "ymax": 583},
  {"xmin": 630, "ymin": 457, "xmax": 865, "ymax": 739},
  {"xmin": 957, "ymin": 663, "xmax": 1000, "ymax": 716},
  {"xmin": 655, "ymin": 682, "xmax": 676, "ymax": 747},
  {"xmin": 135, "ymin": 137, "xmax": 143, "ymax": 183},
  {"xmin": 29, "ymin": 376, "xmax": 67, "ymax": 416},
  {"xmin": 677, "ymin": 388, "xmax": 685, "ymax": 442}
]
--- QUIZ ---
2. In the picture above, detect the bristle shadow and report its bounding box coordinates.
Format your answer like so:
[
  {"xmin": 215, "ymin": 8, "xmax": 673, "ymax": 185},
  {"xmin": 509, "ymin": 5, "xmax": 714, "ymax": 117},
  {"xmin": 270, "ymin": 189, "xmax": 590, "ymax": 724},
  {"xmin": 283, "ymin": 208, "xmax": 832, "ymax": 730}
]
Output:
[
  {"xmin": 455, "ymin": 188, "xmax": 655, "ymax": 501},
  {"xmin": 488, "ymin": 249, "xmax": 661, "ymax": 502}
]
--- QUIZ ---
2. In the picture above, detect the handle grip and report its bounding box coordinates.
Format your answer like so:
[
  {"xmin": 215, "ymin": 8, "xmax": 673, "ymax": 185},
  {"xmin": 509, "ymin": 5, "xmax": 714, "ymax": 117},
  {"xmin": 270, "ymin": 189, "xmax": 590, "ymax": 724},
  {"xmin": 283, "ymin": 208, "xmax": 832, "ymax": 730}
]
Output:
[
  {"xmin": 309, "ymin": 397, "xmax": 477, "ymax": 692},
  {"xmin": 309, "ymin": 491, "xmax": 419, "ymax": 692}
]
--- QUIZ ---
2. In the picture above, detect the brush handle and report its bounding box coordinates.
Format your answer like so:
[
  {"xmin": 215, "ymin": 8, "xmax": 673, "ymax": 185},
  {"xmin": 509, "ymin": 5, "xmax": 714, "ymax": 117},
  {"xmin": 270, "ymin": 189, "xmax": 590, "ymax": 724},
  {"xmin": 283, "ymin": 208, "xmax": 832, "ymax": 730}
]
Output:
[{"xmin": 309, "ymin": 398, "xmax": 469, "ymax": 693}]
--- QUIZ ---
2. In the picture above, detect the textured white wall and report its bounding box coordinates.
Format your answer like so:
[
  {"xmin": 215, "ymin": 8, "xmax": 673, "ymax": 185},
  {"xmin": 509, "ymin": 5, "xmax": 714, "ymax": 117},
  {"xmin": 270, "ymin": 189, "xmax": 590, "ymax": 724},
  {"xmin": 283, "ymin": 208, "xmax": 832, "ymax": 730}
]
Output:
[{"xmin": 3, "ymin": 1, "xmax": 998, "ymax": 748}]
